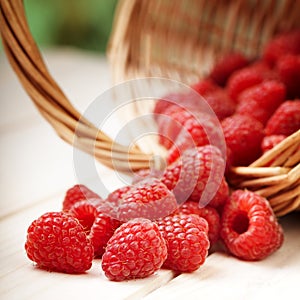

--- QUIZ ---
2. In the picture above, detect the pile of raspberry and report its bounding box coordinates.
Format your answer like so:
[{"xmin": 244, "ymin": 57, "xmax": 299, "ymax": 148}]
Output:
[{"xmin": 25, "ymin": 30, "xmax": 299, "ymax": 281}]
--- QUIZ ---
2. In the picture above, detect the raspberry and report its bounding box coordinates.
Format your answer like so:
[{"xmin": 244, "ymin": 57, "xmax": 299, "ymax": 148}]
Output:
[
  {"xmin": 236, "ymin": 80, "xmax": 286, "ymax": 125},
  {"xmin": 153, "ymin": 92, "xmax": 198, "ymax": 117},
  {"xmin": 191, "ymin": 79, "xmax": 219, "ymax": 95},
  {"xmin": 157, "ymin": 214, "xmax": 209, "ymax": 272},
  {"xmin": 191, "ymin": 81, "xmax": 236, "ymax": 120},
  {"xmin": 175, "ymin": 202, "xmax": 221, "ymax": 245},
  {"xmin": 166, "ymin": 112, "xmax": 223, "ymax": 164},
  {"xmin": 162, "ymin": 145, "xmax": 225, "ymax": 205},
  {"xmin": 153, "ymin": 98, "xmax": 173, "ymax": 117},
  {"xmin": 25, "ymin": 212, "xmax": 93, "ymax": 274},
  {"xmin": 203, "ymin": 89, "xmax": 236, "ymax": 120},
  {"xmin": 132, "ymin": 168, "xmax": 162, "ymax": 184},
  {"xmin": 89, "ymin": 213, "xmax": 120, "ymax": 257},
  {"xmin": 106, "ymin": 185, "xmax": 131, "ymax": 206},
  {"xmin": 208, "ymin": 177, "xmax": 229, "ymax": 209},
  {"xmin": 62, "ymin": 184, "xmax": 101, "ymax": 211},
  {"xmin": 209, "ymin": 52, "xmax": 249, "ymax": 86},
  {"xmin": 117, "ymin": 178, "xmax": 178, "ymax": 222},
  {"xmin": 220, "ymin": 190, "xmax": 284, "ymax": 261},
  {"xmin": 68, "ymin": 199, "xmax": 101, "ymax": 233},
  {"xmin": 261, "ymin": 135, "xmax": 286, "ymax": 153},
  {"xmin": 227, "ymin": 61, "xmax": 275, "ymax": 102},
  {"xmin": 166, "ymin": 115, "xmax": 209, "ymax": 164},
  {"xmin": 276, "ymin": 54, "xmax": 300, "ymax": 98},
  {"xmin": 157, "ymin": 105, "xmax": 192, "ymax": 149},
  {"xmin": 101, "ymin": 218, "xmax": 167, "ymax": 281},
  {"xmin": 265, "ymin": 100, "xmax": 300, "ymax": 136},
  {"xmin": 221, "ymin": 114, "xmax": 264, "ymax": 166},
  {"xmin": 263, "ymin": 30, "xmax": 300, "ymax": 67}
]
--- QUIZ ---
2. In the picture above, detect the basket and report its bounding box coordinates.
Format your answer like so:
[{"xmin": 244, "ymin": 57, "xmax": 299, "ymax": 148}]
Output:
[{"xmin": 0, "ymin": 0, "xmax": 299, "ymax": 216}]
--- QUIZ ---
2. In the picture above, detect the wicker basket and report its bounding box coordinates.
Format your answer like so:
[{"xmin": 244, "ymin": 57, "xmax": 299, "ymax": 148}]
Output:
[{"xmin": 0, "ymin": 0, "xmax": 299, "ymax": 216}]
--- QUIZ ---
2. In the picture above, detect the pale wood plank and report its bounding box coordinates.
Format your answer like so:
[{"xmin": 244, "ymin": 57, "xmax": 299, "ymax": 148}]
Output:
[
  {"xmin": 144, "ymin": 213, "xmax": 300, "ymax": 300},
  {"xmin": 0, "ymin": 195, "xmax": 174, "ymax": 300}
]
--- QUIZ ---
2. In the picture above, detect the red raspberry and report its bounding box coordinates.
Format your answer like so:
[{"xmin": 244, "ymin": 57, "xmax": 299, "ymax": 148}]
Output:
[
  {"xmin": 157, "ymin": 105, "xmax": 192, "ymax": 149},
  {"xmin": 209, "ymin": 52, "xmax": 249, "ymax": 86},
  {"xmin": 154, "ymin": 92, "xmax": 198, "ymax": 117},
  {"xmin": 162, "ymin": 145, "xmax": 225, "ymax": 206},
  {"xmin": 261, "ymin": 135, "xmax": 286, "ymax": 153},
  {"xmin": 68, "ymin": 199, "xmax": 101, "ymax": 233},
  {"xmin": 167, "ymin": 112, "xmax": 223, "ymax": 164},
  {"xmin": 153, "ymin": 98, "xmax": 173, "ymax": 116},
  {"xmin": 221, "ymin": 114, "xmax": 264, "ymax": 166},
  {"xmin": 263, "ymin": 30, "xmax": 300, "ymax": 67},
  {"xmin": 106, "ymin": 185, "xmax": 131, "ymax": 206},
  {"xmin": 176, "ymin": 202, "xmax": 220, "ymax": 245},
  {"xmin": 208, "ymin": 177, "xmax": 229, "ymax": 209},
  {"xmin": 236, "ymin": 80, "xmax": 286, "ymax": 125},
  {"xmin": 62, "ymin": 184, "xmax": 101, "ymax": 211},
  {"xmin": 157, "ymin": 214, "xmax": 209, "ymax": 272},
  {"xmin": 220, "ymin": 190, "xmax": 284, "ymax": 261},
  {"xmin": 25, "ymin": 212, "xmax": 93, "ymax": 274},
  {"xmin": 117, "ymin": 178, "xmax": 178, "ymax": 222},
  {"xmin": 203, "ymin": 89, "xmax": 236, "ymax": 120},
  {"xmin": 132, "ymin": 168, "xmax": 162, "ymax": 184},
  {"xmin": 227, "ymin": 61, "xmax": 275, "ymax": 102},
  {"xmin": 265, "ymin": 100, "xmax": 300, "ymax": 136},
  {"xmin": 101, "ymin": 218, "xmax": 167, "ymax": 281},
  {"xmin": 191, "ymin": 79, "xmax": 219, "ymax": 95},
  {"xmin": 192, "ymin": 80, "xmax": 236, "ymax": 120},
  {"xmin": 89, "ymin": 213, "xmax": 120, "ymax": 257},
  {"xmin": 276, "ymin": 54, "xmax": 300, "ymax": 98}
]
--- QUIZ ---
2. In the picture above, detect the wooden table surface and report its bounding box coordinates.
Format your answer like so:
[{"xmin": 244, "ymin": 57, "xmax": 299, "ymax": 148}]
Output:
[{"xmin": 1, "ymin": 48, "xmax": 299, "ymax": 300}]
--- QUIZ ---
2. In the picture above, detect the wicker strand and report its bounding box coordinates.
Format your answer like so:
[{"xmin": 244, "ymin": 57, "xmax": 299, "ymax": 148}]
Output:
[
  {"xmin": 0, "ymin": 0, "xmax": 150, "ymax": 171},
  {"xmin": 231, "ymin": 130, "xmax": 300, "ymax": 215}
]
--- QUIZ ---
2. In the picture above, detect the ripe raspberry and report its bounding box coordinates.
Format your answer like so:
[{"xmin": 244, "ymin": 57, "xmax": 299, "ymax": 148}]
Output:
[
  {"xmin": 263, "ymin": 30, "xmax": 300, "ymax": 67},
  {"xmin": 167, "ymin": 112, "xmax": 223, "ymax": 164},
  {"xmin": 117, "ymin": 178, "xmax": 178, "ymax": 222},
  {"xmin": 89, "ymin": 213, "xmax": 120, "ymax": 257},
  {"xmin": 101, "ymin": 218, "xmax": 167, "ymax": 281},
  {"xmin": 154, "ymin": 92, "xmax": 198, "ymax": 117},
  {"xmin": 25, "ymin": 212, "xmax": 93, "ymax": 274},
  {"xmin": 220, "ymin": 190, "xmax": 284, "ymax": 261},
  {"xmin": 221, "ymin": 114, "xmax": 264, "ymax": 166},
  {"xmin": 175, "ymin": 202, "xmax": 221, "ymax": 245},
  {"xmin": 236, "ymin": 80, "xmax": 286, "ymax": 125},
  {"xmin": 62, "ymin": 184, "xmax": 101, "ymax": 211},
  {"xmin": 157, "ymin": 214, "xmax": 209, "ymax": 272},
  {"xmin": 191, "ymin": 78, "xmax": 219, "ymax": 95},
  {"xmin": 276, "ymin": 54, "xmax": 300, "ymax": 98},
  {"xmin": 166, "ymin": 116, "xmax": 209, "ymax": 164},
  {"xmin": 132, "ymin": 168, "xmax": 162, "ymax": 184},
  {"xmin": 208, "ymin": 177, "xmax": 229, "ymax": 209},
  {"xmin": 68, "ymin": 199, "xmax": 101, "ymax": 233},
  {"xmin": 265, "ymin": 100, "xmax": 300, "ymax": 136},
  {"xmin": 153, "ymin": 98, "xmax": 173, "ymax": 116},
  {"xmin": 261, "ymin": 135, "xmax": 286, "ymax": 153},
  {"xmin": 227, "ymin": 61, "xmax": 275, "ymax": 102},
  {"xmin": 162, "ymin": 145, "xmax": 225, "ymax": 206},
  {"xmin": 157, "ymin": 105, "xmax": 192, "ymax": 149},
  {"xmin": 203, "ymin": 89, "xmax": 236, "ymax": 120},
  {"xmin": 106, "ymin": 185, "xmax": 131, "ymax": 206},
  {"xmin": 209, "ymin": 52, "xmax": 249, "ymax": 86}
]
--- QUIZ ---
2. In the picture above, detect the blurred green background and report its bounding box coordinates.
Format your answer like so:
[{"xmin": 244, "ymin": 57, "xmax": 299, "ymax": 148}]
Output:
[{"xmin": 16, "ymin": 0, "xmax": 118, "ymax": 53}]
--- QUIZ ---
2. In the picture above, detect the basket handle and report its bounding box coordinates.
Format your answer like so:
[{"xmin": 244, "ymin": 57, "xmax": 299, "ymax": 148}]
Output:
[{"xmin": 0, "ymin": 0, "xmax": 151, "ymax": 172}]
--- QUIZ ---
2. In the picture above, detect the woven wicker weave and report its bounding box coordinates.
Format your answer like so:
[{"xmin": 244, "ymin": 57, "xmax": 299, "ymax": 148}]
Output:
[{"xmin": 0, "ymin": 0, "xmax": 299, "ymax": 216}]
